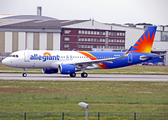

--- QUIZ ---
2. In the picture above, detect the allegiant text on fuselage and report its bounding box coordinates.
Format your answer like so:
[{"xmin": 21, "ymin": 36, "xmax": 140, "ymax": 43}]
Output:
[{"xmin": 30, "ymin": 54, "xmax": 60, "ymax": 62}]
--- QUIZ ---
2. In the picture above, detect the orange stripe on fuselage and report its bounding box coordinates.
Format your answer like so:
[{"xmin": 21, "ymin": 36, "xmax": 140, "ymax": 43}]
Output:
[{"xmin": 76, "ymin": 51, "xmax": 109, "ymax": 69}]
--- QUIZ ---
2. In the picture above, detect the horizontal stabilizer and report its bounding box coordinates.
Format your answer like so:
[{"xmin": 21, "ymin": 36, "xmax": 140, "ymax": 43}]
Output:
[{"xmin": 140, "ymin": 55, "xmax": 159, "ymax": 60}]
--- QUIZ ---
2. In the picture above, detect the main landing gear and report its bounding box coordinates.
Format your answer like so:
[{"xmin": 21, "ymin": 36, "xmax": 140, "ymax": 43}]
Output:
[
  {"xmin": 81, "ymin": 72, "xmax": 88, "ymax": 78},
  {"xmin": 22, "ymin": 68, "xmax": 27, "ymax": 77},
  {"xmin": 70, "ymin": 72, "xmax": 88, "ymax": 78},
  {"xmin": 81, "ymin": 68, "xmax": 88, "ymax": 78},
  {"xmin": 70, "ymin": 73, "xmax": 76, "ymax": 77}
]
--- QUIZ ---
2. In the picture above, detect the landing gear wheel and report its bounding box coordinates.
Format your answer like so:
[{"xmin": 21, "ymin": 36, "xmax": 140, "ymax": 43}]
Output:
[
  {"xmin": 22, "ymin": 68, "xmax": 27, "ymax": 77},
  {"xmin": 70, "ymin": 73, "xmax": 76, "ymax": 77},
  {"xmin": 22, "ymin": 73, "xmax": 27, "ymax": 77},
  {"xmin": 81, "ymin": 72, "xmax": 88, "ymax": 78}
]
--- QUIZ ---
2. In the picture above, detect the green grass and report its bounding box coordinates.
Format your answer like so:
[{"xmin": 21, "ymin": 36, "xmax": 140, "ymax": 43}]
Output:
[
  {"xmin": 0, "ymin": 80, "xmax": 168, "ymax": 119},
  {"xmin": 1, "ymin": 62, "xmax": 168, "ymax": 74}
]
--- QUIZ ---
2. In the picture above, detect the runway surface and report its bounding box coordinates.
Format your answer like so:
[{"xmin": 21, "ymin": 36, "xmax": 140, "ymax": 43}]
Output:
[{"xmin": 0, "ymin": 73, "xmax": 168, "ymax": 81}]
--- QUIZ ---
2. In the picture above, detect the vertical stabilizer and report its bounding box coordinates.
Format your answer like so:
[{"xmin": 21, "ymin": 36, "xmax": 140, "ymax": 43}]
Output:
[{"xmin": 130, "ymin": 26, "xmax": 157, "ymax": 53}]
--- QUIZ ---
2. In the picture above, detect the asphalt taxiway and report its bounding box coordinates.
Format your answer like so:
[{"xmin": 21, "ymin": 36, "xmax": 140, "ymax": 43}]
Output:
[{"xmin": 0, "ymin": 73, "xmax": 168, "ymax": 81}]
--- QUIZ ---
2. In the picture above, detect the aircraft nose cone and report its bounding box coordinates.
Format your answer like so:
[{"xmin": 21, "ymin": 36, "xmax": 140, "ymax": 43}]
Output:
[{"xmin": 2, "ymin": 58, "xmax": 8, "ymax": 66}]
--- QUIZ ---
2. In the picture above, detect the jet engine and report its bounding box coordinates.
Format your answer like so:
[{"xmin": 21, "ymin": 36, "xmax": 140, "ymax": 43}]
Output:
[{"xmin": 58, "ymin": 64, "xmax": 75, "ymax": 74}]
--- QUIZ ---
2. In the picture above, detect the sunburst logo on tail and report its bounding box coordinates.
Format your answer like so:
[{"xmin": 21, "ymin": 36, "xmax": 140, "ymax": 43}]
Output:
[{"xmin": 131, "ymin": 26, "xmax": 157, "ymax": 53}]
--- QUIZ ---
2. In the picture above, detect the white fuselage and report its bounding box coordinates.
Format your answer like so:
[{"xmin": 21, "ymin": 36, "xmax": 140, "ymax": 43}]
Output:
[{"xmin": 2, "ymin": 50, "xmax": 99, "ymax": 69}]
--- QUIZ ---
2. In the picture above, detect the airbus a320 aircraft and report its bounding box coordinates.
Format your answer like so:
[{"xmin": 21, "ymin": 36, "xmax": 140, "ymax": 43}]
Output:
[{"xmin": 2, "ymin": 26, "xmax": 159, "ymax": 78}]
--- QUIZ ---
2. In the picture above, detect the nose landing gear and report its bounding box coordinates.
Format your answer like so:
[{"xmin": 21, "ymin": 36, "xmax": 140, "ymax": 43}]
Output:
[{"xmin": 22, "ymin": 68, "xmax": 27, "ymax": 77}]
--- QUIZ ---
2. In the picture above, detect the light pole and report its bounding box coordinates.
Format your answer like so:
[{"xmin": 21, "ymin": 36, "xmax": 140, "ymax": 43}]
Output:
[{"xmin": 78, "ymin": 102, "xmax": 89, "ymax": 120}]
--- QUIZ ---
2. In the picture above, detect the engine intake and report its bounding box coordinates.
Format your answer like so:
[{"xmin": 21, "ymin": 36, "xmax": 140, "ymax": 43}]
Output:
[{"xmin": 58, "ymin": 64, "xmax": 75, "ymax": 74}]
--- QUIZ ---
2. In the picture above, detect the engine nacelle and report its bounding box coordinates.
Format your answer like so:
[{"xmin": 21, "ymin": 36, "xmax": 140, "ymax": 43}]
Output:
[
  {"xmin": 58, "ymin": 64, "xmax": 75, "ymax": 74},
  {"xmin": 42, "ymin": 69, "xmax": 58, "ymax": 74}
]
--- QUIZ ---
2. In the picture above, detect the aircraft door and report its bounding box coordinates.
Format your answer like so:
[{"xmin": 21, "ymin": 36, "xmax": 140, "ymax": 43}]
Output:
[
  {"xmin": 24, "ymin": 52, "xmax": 30, "ymax": 62},
  {"xmin": 128, "ymin": 53, "xmax": 132, "ymax": 63},
  {"xmin": 66, "ymin": 55, "xmax": 69, "ymax": 60},
  {"xmin": 70, "ymin": 55, "xmax": 73, "ymax": 60}
]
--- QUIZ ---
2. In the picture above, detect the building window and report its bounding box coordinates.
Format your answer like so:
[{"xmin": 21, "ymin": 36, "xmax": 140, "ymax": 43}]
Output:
[
  {"xmin": 117, "ymin": 32, "xmax": 120, "ymax": 36},
  {"xmin": 111, "ymin": 39, "xmax": 113, "ymax": 42},
  {"xmin": 161, "ymin": 32, "xmax": 168, "ymax": 41},
  {"xmin": 90, "ymin": 38, "xmax": 93, "ymax": 42},
  {"xmin": 78, "ymin": 38, "xmax": 81, "ymax": 41},
  {"xmin": 85, "ymin": 31, "xmax": 87, "ymax": 34},
  {"xmin": 82, "ymin": 30, "xmax": 84, "ymax": 34},
  {"xmin": 78, "ymin": 30, "xmax": 81, "ymax": 34},
  {"xmin": 88, "ymin": 38, "xmax": 90, "ymax": 41},
  {"xmin": 97, "ymin": 38, "xmax": 100, "ymax": 42},
  {"xmin": 85, "ymin": 38, "xmax": 87, "ymax": 41},
  {"xmin": 94, "ymin": 31, "xmax": 97, "ymax": 35},
  {"xmin": 97, "ymin": 31, "xmax": 99, "ymax": 35},
  {"xmin": 91, "ymin": 31, "xmax": 93, "ymax": 34},
  {"xmin": 64, "ymin": 30, "xmax": 71, "ymax": 34},
  {"xmin": 64, "ymin": 37, "xmax": 70, "ymax": 41},
  {"xmin": 100, "ymin": 32, "xmax": 103, "ymax": 35},
  {"xmin": 103, "ymin": 39, "xmax": 105, "ymax": 42},
  {"xmin": 88, "ymin": 31, "xmax": 90, "ymax": 34},
  {"xmin": 82, "ymin": 38, "xmax": 84, "ymax": 41},
  {"xmin": 103, "ymin": 32, "xmax": 105, "ymax": 35},
  {"xmin": 109, "ymin": 32, "xmax": 111, "ymax": 35},
  {"xmin": 64, "ymin": 44, "xmax": 69, "ymax": 48},
  {"xmin": 100, "ymin": 38, "xmax": 102, "ymax": 42},
  {"xmin": 94, "ymin": 38, "xmax": 97, "ymax": 42}
]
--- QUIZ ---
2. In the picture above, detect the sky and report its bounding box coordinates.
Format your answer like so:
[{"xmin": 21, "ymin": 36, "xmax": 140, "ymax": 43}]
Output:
[{"xmin": 0, "ymin": 0, "xmax": 168, "ymax": 25}]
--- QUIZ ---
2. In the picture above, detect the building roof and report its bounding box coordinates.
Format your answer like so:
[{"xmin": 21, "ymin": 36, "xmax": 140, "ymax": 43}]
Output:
[
  {"xmin": 2, "ymin": 15, "xmax": 57, "ymax": 20},
  {"xmin": 0, "ymin": 19, "xmax": 89, "ymax": 29}
]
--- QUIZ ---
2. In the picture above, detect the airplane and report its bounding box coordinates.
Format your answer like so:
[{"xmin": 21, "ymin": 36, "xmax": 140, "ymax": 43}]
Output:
[{"xmin": 2, "ymin": 26, "xmax": 159, "ymax": 78}]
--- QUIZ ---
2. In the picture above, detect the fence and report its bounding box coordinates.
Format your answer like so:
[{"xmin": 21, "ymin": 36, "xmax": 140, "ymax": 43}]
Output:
[{"xmin": 0, "ymin": 112, "xmax": 168, "ymax": 120}]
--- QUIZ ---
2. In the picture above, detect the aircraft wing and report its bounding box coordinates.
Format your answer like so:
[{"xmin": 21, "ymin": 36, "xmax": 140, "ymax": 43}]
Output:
[
  {"xmin": 65, "ymin": 52, "xmax": 128, "ymax": 66},
  {"xmin": 67, "ymin": 46, "xmax": 131, "ymax": 65}
]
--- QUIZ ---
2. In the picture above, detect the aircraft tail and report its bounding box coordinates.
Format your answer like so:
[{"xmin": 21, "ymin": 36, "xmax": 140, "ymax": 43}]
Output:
[{"xmin": 129, "ymin": 26, "xmax": 157, "ymax": 53}]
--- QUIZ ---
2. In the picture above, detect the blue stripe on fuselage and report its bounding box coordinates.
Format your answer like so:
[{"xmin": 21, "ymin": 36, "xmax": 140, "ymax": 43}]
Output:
[{"xmin": 87, "ymin": 51, "xmax": 159, "ymax": 69}]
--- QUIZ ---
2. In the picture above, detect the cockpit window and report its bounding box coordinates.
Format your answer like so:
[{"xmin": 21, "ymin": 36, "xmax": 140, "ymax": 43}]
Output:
[{"xmin": 9, "ymin": 54, "xmax": 19, "ymax": 58}]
